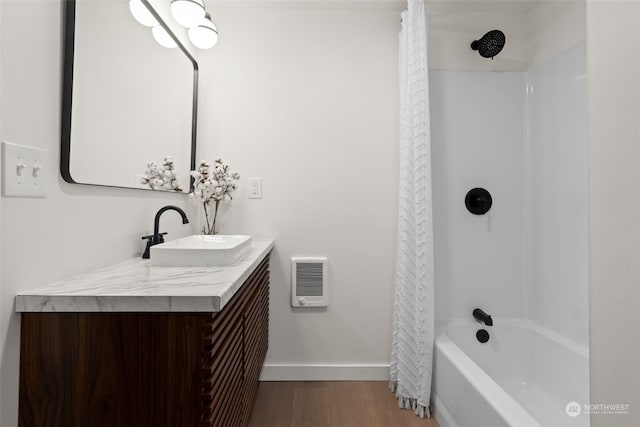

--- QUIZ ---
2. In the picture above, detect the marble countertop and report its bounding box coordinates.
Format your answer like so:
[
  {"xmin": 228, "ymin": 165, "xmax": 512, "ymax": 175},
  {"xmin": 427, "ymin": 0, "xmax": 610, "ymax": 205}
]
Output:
[{"xmin": 15, "ymin": 239, "xmax": 274, "ymax": 313}]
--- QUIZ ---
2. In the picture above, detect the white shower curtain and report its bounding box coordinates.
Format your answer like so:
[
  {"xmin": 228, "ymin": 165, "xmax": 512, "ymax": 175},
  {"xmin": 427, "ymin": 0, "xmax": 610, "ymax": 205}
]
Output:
[{"xmin": 389, "ymin": 0, "xmax": 434, "ymax": 418}]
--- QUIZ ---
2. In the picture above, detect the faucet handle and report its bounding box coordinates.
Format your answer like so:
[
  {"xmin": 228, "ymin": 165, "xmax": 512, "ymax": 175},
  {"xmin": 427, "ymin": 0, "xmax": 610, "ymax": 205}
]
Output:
[
  {"xmin": 141, "ymin": 232, "xmax": 168, "ymax": 244},
  {"xmin": 141, "ymin": 232, "xmax": 168, "ymax": 259}
]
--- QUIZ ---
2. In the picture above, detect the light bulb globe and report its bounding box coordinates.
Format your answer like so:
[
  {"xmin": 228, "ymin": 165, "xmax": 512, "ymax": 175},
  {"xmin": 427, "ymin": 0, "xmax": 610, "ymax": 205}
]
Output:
[
  {"xmin": 170, "ymin": 0, "xmax": 206, "ymax": 28},
  {"xmin": 129, "ymin": 0, "xmax": 158, "ymax": 27},
  {"xmin": 188, "ymin": 13, "xmax": 218, "ymax": 49},
  {"xmin": 152, "ymin": 25, "xmax": 178, "ymax": 48}
]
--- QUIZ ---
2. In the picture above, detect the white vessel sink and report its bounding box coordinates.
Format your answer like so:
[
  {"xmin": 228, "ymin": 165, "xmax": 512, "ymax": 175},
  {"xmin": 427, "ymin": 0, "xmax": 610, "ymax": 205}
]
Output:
[{"xmin": 150, "ymin": 235, "xmax": 253, "ymax": 267}]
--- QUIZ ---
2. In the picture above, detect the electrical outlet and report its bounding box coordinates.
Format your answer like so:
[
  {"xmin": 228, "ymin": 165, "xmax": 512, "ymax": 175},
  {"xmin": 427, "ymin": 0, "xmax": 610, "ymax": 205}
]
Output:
[
  {"xmin": 2, "ymin": 141, "xmax": 48, "ymax": 198},
  {"xmin": 248, "ymin": 177, "xmax": 262, "ymax": 199}
]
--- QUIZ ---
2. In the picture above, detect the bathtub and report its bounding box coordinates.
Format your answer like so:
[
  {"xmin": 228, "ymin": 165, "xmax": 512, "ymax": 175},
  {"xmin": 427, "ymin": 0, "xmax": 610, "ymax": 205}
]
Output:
[{"xmin": 432, "ymin": 319, "xmax": 589, "ymax": 427}]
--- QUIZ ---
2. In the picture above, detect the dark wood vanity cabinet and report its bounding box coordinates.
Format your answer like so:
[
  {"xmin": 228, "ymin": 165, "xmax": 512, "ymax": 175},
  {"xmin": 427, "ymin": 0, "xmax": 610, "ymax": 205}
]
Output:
[
  {"xmin": 200, "ymin": 256, "xmax": 270, "ymax": 427},
  {"xmin": 18, "ymin": 256, "xmax": 270, "ymax": 427}
]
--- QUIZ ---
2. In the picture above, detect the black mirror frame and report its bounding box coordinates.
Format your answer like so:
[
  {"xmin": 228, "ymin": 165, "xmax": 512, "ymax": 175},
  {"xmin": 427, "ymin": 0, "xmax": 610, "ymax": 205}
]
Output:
[{"xmin": 60, "ymin": 0, "xmax": 198, "ymax": 192}]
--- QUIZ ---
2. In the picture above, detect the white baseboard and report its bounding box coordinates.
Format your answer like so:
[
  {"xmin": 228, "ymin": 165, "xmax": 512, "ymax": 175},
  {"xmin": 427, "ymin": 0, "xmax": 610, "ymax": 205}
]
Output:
[{"xmin": 259, "ymin": 364, "xmax": 390, "ymax": 381}]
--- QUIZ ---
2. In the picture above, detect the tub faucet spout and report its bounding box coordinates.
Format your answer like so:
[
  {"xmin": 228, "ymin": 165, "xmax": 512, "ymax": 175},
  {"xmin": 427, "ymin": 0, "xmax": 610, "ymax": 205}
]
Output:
[{"xmin": 473, "ymin": 308, "xmax": 493, "ymax": 326}]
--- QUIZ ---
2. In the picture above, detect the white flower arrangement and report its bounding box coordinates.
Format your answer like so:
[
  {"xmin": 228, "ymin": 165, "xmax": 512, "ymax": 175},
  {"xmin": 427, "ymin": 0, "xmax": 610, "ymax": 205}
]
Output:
[
  {"xmin": 141, "ymin": 157, "xmax": 183, "ymax": 192},
  {"xmin": 190, "ymin": 158, "xmax": 240, "ymax": 235}
]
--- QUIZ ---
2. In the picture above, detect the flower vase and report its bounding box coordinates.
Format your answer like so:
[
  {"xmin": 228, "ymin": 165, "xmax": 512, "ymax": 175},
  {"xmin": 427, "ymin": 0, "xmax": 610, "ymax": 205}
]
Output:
[{"xmin": 201, "ymin": 200, "xmax": 220, "ymax": 235}]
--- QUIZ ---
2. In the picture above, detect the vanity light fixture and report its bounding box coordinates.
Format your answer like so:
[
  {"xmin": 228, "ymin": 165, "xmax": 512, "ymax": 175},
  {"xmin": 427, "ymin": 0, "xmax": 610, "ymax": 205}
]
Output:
[
  {"xmin": 152, "ymin": 25, "xmax": 178, "ymax": 48},
  {"xmin": 129, "ymin": 0, "xmax": 158, "ymax": 27},
  {"xmin": 170, "ymin": 0, "xmax": 206, "ymax": 28},
  {"xmin": 188, "ymin": 13, "xmax": 218, "ymax": 49}
]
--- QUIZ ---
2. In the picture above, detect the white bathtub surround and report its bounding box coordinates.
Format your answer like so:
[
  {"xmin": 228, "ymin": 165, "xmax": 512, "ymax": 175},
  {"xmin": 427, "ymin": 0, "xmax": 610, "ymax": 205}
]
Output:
[
  {"xmin": 390, "ymin": 0, "xmax": 434, "ymax": 418},
  {"xmin": 526, "ymin": 42, "xmax": 589, "ymax": 346},
  {"xmin": 430, "ymin": 70, "xmax": 526, "ymax": 324},
  {"xmin": 429, "ymin": 0, "xmax": 588, "ymax": 418},
  {"xmin": 15, "ymin": 239, "xmax": 273, "ymax": 312},
  {"xmin": 430, "ymin": 42, "xmax": 588, "ymax": 426},
  {"xmin": 433, "ymin": 320, "xmax": 589, "ymax": 427}
]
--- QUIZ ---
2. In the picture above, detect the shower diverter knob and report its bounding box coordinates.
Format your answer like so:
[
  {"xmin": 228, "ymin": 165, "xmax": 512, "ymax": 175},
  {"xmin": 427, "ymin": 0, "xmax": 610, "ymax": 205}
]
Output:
[{"xmin": 465, "ymin": 188, "xmax": 493, "ymax": 215}]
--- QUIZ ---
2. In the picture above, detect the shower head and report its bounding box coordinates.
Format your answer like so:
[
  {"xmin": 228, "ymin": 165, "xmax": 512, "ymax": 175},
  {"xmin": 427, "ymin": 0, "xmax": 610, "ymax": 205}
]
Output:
[{"xmin": 471, "ymin": 30, "xmax": 506, "ymax": 59}]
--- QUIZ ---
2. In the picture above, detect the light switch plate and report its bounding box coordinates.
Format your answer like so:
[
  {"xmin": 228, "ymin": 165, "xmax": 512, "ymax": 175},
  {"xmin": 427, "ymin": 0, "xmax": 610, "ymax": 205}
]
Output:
[
  {"xmin": 2, "ymin": 141, "xmax": 48, "ymax": 198},
  {"xmin": 248, "ymin": 177, "xmax": 262, "ymax": 199}
]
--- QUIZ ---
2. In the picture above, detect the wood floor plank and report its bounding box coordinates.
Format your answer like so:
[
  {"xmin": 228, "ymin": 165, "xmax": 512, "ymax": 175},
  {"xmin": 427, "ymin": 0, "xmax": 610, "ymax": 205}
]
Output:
[
  {"xmin": 249, "ymin": 381, "xmax": 439, "ymax": 427},
  {"xmin": 326, "ymin": 382, "xmax": 373, "ymax": 427},
  {"xmin": 361, "ymin": 381, "xmax": 439, "ymax": 427},
  {"xmin": 291, "ymin": 382, "xmax": 333, "ymax": 427},
  {"xmin": 248, "ymin": 381, "xmax": 294, "ymax": 427}
]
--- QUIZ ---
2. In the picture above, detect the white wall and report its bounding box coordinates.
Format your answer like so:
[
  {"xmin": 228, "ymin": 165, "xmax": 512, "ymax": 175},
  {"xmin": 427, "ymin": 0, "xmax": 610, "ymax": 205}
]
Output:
[
  {"xmin": 0, "ymin": 2, "xmax": 194, "ymax": 426},
  {"xmin": 527, "ymin": 0, "xmax": 586, "ymax": 68},
  {"xmin": 587, "ymin": 1, "xmax": 640, "ymax": 426},
  {"xmin": 197, "ymin": 2, "xmax": 402, "ymax": 378},
  {"xmin": 526, "ymin": 42, "xmax": 588, "ymax": 346},
  {"xmin": 430, "ymin": 70, "xmax": 526, "ymax": 326}
]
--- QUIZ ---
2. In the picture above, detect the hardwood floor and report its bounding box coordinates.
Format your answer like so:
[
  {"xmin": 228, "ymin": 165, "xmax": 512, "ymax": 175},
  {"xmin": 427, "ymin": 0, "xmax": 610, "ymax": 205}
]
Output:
[{"xmin": 248, "ymin": 381, "xmax": 440, "ymax": 427}]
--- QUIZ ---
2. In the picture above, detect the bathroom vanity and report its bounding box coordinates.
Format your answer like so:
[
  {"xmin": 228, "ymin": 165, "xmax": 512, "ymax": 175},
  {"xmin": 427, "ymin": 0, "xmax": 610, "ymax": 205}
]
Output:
[{"xmin": 15, "ymin": 239, "xmax": 273, "ymax": 427}]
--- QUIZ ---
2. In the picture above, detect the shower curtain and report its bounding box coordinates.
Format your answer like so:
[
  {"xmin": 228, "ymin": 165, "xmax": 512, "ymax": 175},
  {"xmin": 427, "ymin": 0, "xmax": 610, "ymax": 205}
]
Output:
[{"xmin": 389, "ymin": 0, "xmax": 434, "ymax": 418}]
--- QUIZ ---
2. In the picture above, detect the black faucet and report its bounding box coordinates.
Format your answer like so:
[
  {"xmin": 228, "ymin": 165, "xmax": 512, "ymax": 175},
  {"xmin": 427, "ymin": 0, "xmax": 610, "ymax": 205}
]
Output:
[
  {"xmin": 473, "ymin": 308, "xmax": 493, "ymax": 326},
  {"xmin": 142, "ymin": 205, "xmax": 189, "ymax": 259}
]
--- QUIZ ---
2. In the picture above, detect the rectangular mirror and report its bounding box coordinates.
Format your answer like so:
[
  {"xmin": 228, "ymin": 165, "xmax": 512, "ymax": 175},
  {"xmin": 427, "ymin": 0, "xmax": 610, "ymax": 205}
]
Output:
[{"xmin": 61, "ymin": 0, "xmax": 197, "ymax": 192}]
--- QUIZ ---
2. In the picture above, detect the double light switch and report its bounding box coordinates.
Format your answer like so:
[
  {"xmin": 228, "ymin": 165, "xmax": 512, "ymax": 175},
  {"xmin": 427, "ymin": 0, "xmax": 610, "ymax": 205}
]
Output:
[{"xmin": 2, "ymin": 141, "xmax": 48, "ymax": 198}]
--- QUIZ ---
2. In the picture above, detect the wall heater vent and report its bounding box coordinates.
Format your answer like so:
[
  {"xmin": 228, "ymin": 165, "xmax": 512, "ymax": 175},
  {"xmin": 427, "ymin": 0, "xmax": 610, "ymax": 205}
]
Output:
[{"xmin": 291, "ymin": 257, "xmax": 328, "ymax": 307}]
